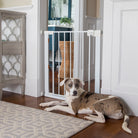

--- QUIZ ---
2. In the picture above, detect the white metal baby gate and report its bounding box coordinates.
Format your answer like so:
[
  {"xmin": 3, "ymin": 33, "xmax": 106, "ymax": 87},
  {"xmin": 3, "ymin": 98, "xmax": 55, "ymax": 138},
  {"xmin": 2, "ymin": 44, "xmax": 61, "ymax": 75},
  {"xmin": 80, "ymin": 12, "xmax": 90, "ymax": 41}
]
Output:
[{"xmin": 44, "ymin": 30, "xmax": 101, "ymax": 100}]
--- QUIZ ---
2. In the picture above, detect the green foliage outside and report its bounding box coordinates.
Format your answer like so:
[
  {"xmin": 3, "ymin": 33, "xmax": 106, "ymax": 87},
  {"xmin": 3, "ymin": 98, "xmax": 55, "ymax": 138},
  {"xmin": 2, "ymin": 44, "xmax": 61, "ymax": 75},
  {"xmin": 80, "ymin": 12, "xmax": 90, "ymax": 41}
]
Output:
[{"xmin": 60, "ymin": 17, "xmax": 72, "ymax": 25}]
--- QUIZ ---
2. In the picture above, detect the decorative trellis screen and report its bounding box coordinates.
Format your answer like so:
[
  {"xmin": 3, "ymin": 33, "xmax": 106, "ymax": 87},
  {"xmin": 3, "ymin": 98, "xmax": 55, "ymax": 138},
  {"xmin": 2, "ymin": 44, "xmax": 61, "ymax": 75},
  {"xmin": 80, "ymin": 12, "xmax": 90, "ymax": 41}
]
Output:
[{"xmin": 0, "ymin": 10, "xmax": 26, "ymax": 100}]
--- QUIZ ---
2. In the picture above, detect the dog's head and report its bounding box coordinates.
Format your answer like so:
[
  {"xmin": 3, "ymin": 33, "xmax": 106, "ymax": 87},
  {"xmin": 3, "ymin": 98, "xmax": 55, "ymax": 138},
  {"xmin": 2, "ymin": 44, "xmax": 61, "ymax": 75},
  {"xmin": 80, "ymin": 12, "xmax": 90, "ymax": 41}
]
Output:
[{"xmin": 60, "ymin": 78, "xmax": 85, "ymax": 97}]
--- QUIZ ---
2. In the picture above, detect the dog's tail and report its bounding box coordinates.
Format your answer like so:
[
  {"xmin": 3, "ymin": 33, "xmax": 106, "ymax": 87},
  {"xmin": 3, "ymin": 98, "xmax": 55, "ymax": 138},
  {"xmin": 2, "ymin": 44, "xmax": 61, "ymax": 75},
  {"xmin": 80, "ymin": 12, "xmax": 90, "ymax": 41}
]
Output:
[{"xmin": 122, "ymin": 115, "xmax": 132, "ymax": 134}]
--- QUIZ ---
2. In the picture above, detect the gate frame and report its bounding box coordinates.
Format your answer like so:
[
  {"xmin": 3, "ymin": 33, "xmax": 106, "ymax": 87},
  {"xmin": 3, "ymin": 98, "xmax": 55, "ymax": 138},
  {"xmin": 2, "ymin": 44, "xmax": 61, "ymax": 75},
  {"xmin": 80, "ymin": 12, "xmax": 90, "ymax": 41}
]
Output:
[{"xmin": 44, "ymin": 30, "xmax": 101, "ymax": 100}]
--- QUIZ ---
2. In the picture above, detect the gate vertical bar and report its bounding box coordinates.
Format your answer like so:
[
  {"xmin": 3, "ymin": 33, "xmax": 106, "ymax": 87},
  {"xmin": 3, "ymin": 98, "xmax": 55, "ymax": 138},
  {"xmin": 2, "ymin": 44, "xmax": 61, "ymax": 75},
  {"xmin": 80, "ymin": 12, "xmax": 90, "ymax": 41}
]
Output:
[
  {"xmin": 95, "ymin": 30, "xmax": 101, "ymax": 93},
  {"xmin": 52, "ymin": 33, "xmax": 55, "ymax": 94},
  {"xmin": 58, "ymin": 32, "xmax": 60, "ymax": 95},
  {"xmin": 44, "ymin": 31, "xmax": 49, "ymax": 95},
  {"xmin": 64, "ymin": 33, "xmax": 66, "ymax": 94},
  {"xmin": 0, "ymin": 13, "xmax": 2, "ymax": 99},
  {"xmin": 88, "ymin": 35, "xmax": 91, "ymax": 92},
  {"xmin": 70, "ymin": 32, "xmax": 72, "ymax": 78},
  {"xmin": 82, "ymin": 32, "xmax": 84, "ymax": 89},
  {"xmin": 80, "ymin": 32, "xmax": 82, "ymax": 79}
]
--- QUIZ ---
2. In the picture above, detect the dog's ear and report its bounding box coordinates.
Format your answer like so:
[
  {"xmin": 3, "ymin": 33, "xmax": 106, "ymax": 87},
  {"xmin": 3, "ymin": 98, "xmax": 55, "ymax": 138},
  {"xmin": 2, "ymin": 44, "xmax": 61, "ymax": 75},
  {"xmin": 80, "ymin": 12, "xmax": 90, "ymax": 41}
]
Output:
[
  {"xmin": 75, "ymin": 79, "xmax": 85, "ymax": 86},
  {"xmin": 60, "ymin": 80, "xmax": 65, "ymax": 86},
  {"xmin": 60, "ymin": 78, "xmax": 70, "ymax": 86},
  {"xmin": 78, "ymin": 79, "xmax": 85, "ymax": 86}
]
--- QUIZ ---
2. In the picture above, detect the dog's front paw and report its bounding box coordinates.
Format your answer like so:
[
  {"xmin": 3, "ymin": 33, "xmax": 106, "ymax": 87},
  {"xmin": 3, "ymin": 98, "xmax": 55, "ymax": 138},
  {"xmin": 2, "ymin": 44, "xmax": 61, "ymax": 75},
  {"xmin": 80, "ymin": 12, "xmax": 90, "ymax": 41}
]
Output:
[
  {"xmin": 39, "ymin": 103, "xmax": 47, "ymax": 107},
  {"xmin": 84, "ymin": 116, "xmax": 89, "ymax": 120},
  {"xmin": 40, "ymin": 101, "xmax": 60, "ymax": 107},
  {"xmin": 44, "ymin": 107, "xmax": 53, "ymax": 112},
  {"xmin": 84, "ymin": 116, "xmax": 94, "ymax": 121}
]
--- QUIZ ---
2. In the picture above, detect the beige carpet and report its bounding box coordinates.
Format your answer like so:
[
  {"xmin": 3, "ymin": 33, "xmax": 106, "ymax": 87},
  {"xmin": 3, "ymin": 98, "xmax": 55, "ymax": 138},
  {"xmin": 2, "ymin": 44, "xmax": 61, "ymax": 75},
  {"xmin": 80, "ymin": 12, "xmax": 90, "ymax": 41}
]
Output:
[{"xmin": 0, "ymin": 101, "xmax": 93, "ymax": 138}]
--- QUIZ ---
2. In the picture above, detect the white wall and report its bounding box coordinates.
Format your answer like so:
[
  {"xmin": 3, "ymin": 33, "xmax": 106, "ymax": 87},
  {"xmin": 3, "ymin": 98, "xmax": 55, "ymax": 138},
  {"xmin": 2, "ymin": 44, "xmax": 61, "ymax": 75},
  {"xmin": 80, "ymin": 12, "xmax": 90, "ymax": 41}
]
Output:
[
  {"xmin": 1, "ymin": 0, "xmax": 47, "ymax": 97},
  {"xmin": 0, "ymin": 0, "xmax": 32, "ymax": 8},
  {"xmin": 38, "ymin": 0, "xmax": 48, "ymax": 97},
  {"xmin": 102, "ymin": 0, "xmax": 138, "ymax": 116}
]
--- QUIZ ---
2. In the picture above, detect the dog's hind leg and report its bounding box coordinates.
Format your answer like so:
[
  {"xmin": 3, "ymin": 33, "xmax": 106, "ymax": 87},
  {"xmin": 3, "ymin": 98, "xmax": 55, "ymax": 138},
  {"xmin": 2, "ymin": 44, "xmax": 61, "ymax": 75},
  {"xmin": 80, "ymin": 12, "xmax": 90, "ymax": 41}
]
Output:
[
  {"xmin": 78, "ymin": 108, "xmax": 93, "ymax": 114},
  {"xmin": 84, "ymin": 110, "xmax": 105, "ymax": 123},
  {"xmin": 108, "ymin": 110, "xmax": 123, "ymax": 119}
]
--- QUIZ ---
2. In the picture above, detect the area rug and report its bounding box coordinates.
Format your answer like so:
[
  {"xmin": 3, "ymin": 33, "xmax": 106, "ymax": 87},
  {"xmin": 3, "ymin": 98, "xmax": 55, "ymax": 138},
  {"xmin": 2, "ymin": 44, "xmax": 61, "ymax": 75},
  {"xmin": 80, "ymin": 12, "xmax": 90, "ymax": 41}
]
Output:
[{"xmin": 0, "ymin": 101, "xmax": 93, "ymax": 138}]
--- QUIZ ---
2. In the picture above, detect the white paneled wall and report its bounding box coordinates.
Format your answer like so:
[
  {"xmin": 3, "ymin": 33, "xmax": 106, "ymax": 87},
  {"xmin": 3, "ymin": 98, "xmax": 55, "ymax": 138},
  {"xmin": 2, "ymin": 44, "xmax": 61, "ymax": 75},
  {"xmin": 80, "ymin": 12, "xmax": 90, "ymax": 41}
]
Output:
[{"xmin": 102, "ymin": 0, "xmax": 138, "ymax": 116}]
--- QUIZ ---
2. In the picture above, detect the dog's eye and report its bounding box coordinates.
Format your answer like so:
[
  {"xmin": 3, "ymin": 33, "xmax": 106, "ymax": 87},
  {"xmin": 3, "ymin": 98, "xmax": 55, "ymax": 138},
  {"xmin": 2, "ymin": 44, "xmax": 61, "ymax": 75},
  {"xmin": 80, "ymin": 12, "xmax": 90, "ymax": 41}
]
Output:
[
  {"xmin": 75, "ymin": 84, "xmax": 79, "ymax": 88},
  {"xmin": 68, "ymin": 83, "xmax": 72, "ymax": 87}
]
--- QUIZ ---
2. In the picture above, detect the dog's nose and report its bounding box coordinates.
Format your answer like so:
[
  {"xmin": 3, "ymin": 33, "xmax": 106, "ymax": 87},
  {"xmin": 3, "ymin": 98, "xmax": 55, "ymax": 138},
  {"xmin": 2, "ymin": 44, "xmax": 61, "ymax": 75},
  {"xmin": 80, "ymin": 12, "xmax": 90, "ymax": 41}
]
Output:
[{"xmin": 73, "ymin": 91, "xmax": 77, "ymax": 96}]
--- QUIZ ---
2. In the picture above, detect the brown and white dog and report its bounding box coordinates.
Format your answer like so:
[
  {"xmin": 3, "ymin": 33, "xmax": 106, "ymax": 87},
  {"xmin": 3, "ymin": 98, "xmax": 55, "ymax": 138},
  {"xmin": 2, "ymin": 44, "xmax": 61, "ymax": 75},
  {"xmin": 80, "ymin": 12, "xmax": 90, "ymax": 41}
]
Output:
[{"xmin": 40, "ymin": 78, "xmax": 132, "ymax": 134}]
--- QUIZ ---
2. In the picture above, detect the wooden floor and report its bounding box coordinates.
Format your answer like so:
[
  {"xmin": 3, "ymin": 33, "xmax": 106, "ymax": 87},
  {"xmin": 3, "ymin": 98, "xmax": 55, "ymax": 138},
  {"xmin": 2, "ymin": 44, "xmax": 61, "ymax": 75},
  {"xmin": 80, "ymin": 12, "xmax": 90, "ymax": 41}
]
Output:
[{"xmin": 2, "ymin": 91, "xmax": 138, "ymax": 138}]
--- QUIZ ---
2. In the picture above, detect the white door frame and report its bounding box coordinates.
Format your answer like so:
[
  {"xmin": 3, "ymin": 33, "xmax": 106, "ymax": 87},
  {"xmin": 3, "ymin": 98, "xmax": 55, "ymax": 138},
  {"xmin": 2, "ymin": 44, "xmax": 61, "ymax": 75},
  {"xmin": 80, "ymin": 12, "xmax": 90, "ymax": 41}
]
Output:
[{"xmin": 101, "ymin": 0, "xmax": 114, "ymax": 94}]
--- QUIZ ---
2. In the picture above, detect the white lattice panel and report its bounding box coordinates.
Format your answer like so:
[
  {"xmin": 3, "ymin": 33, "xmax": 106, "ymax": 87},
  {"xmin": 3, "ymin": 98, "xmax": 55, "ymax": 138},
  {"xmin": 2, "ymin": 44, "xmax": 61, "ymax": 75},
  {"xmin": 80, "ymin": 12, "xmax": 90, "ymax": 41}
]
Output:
[
  {"xmin": 2, "ymin": 55, "xmax": 22, "ymax": 77},
  {"xmin": 2, "ymin": 18, "xmax": 21, "ymax": 41}
]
